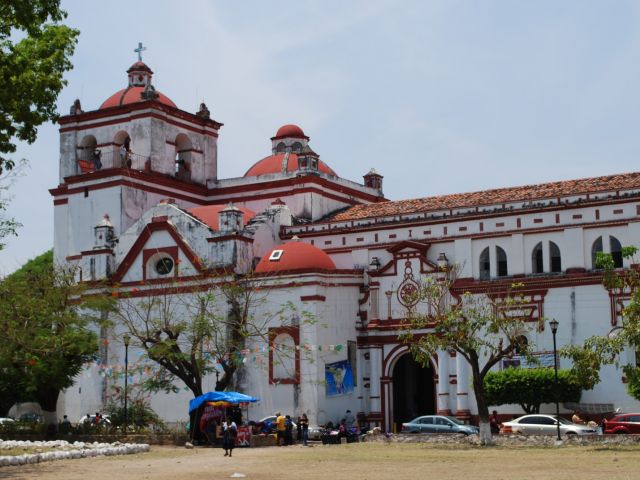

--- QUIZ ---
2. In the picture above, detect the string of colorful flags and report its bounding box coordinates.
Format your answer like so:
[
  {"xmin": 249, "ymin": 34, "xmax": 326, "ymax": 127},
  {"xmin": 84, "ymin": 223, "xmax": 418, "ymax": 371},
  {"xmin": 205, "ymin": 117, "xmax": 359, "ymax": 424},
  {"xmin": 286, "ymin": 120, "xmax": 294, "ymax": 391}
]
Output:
[{"xmin": 86, "ymin": 342, "xmax": 348, "ymax": 380}]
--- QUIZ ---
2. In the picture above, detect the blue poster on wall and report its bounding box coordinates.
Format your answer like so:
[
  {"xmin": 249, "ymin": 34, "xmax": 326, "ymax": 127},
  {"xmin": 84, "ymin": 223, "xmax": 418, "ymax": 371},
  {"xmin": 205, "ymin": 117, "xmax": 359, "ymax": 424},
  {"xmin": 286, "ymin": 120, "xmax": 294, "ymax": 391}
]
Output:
[{"xmin": 325, "ymin": 360, "xmax": 355, "ymax": 396}]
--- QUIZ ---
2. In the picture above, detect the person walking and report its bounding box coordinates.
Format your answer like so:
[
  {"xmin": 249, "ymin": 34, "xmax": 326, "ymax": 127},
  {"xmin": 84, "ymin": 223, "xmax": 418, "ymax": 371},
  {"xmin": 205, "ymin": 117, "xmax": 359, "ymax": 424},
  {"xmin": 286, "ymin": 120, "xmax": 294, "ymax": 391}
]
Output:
[
  {"xmin": 299, "ymin": 413, "xmax": 309, "ymax": 446},
  {"xmin": 222, "ymin": 415, "xmax": 237, "ymax": 457}
]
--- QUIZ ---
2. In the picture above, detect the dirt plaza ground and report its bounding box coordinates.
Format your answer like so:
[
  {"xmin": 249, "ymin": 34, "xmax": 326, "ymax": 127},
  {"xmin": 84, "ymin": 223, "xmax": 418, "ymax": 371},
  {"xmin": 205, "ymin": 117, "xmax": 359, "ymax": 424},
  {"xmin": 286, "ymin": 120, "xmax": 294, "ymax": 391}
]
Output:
[{"xmin": 1, "ymin": 442, "xmax": 639, "ymax": 480}]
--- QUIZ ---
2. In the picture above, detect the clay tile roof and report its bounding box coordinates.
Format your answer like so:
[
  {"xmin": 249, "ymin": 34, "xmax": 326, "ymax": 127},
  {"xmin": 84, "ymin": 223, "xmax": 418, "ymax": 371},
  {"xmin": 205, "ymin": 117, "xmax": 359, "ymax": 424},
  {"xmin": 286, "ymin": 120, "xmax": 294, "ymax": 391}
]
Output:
[{"xmin": 331, "ymin": 171, "xmax": 640, "ymax": 222}]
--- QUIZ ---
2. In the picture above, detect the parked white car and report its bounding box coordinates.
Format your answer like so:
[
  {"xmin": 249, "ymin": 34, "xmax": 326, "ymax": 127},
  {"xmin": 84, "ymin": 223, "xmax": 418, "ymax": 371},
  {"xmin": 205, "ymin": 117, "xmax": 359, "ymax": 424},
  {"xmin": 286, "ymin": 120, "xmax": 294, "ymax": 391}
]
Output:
[{"xmin": 501, "ymin": 414, "xmax": 597, "ymax": 436}]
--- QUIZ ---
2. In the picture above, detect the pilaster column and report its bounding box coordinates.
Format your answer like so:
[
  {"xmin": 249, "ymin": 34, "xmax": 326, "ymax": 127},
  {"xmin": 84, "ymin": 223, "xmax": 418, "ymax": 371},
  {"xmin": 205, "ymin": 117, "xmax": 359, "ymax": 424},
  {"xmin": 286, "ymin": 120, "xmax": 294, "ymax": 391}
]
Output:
[
  {"xmin": 455, "ymin": 353, "xmax": 471, "ymax": 420},
  {"xmin": 368, "ymin": 345, "xmax": 383, "ymax": 428},
  {"xmin": 369, "ymin": 283, "xmax": 380, "ymax": 324},
  {"xmin": 436, "ymin": 349, "xmax": 451, "ymax": 415}
]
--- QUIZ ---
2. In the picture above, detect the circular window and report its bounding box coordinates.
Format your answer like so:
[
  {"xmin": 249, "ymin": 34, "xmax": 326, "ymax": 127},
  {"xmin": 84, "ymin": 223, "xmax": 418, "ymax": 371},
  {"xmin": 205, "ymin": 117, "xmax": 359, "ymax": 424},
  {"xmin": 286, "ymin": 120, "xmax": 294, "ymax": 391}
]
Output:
[{"xmin": 155, "ymin": 257, "xmax": 174, "ymax": 275}]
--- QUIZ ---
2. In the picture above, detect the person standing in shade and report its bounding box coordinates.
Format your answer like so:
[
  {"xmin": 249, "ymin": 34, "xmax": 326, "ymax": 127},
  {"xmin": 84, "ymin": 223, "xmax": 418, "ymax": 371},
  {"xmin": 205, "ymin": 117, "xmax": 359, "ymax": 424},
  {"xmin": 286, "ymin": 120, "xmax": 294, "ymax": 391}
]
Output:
[
  {"xmin": 275, "ymin": 412, "xmax": 286, "ymax": 446},
  {"xmin": 222, "ymin": 415, "xmax": 237, "ymax": 457},
  {"xmin": 490, "ymin": 410, "xmax": 500, "ymax": 434},
  {"xmin": 344, "ymin": 409, "xmax": 355, "ymax": 429},
  {"xmin": 299, "ymin": 413, "xmax": 309, "ymax": 446},
  {"xmin": 285, "ymin": 415, "xmax": 294, "ymax": 446}
]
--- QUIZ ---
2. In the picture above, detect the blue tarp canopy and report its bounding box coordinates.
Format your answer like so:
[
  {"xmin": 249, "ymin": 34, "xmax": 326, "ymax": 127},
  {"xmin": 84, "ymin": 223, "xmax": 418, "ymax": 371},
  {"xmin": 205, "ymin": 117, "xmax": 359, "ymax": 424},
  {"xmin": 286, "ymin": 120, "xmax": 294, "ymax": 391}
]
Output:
[{"xmin": 189, "ymin": 391, "xmax": 259, "ymax": 414}]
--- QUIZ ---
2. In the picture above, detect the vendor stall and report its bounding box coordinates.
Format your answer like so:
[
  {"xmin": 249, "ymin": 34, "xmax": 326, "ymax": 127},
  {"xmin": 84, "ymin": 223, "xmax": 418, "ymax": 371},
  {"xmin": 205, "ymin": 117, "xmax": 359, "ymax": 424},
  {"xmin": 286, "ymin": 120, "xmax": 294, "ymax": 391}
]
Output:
[{"xmin": 188, "ymin": 391, "xmax": 258, "ymax": 446}]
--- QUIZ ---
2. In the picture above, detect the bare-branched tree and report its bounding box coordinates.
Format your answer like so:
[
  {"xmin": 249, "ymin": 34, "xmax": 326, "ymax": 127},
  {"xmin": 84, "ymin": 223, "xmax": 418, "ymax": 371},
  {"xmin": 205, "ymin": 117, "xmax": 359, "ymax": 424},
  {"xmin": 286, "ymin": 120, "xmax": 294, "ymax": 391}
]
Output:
[{"xmin": 400, "ymin": 265, "xmax": 541, "ymax": 445}]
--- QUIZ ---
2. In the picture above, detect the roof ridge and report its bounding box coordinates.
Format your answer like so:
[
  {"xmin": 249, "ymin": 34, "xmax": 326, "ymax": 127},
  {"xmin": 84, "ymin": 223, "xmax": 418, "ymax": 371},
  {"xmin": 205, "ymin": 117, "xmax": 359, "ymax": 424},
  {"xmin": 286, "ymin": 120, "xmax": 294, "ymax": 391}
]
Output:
[{"xmin": 331, "ymin": 170, "xmax": 640, "ymax": 222}]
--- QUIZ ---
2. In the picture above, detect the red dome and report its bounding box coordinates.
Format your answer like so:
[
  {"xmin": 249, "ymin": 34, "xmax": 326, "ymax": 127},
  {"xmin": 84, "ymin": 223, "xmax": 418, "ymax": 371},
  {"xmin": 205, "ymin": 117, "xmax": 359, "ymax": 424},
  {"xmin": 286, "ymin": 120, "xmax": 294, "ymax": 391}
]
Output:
[
  {"xmin": 244, "ymin": 153, "xmax": 336, "ymax": 177},
  {"xmin": 273, "ymin": 124, "xmax": 307, "ymax": 139},
  {"xmin": 100, "ymin": 86, "xmax": 177, "ymax": 109},
  {"xmin": 188, "ymin": 205, "xmax": 256, "ymax": 230},
  {"xmin": 255, "ymin": 242, "xmax": 336, "ymax": 274}
]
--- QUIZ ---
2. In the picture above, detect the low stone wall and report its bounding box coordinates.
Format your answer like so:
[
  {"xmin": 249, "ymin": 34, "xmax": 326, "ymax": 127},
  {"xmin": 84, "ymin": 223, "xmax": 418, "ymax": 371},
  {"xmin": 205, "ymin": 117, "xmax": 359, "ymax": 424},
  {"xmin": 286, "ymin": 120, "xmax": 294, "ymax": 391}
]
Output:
[
  {"xmin": 364, "ymin": 433, "xmax": 640, "ymax": 447},
  {"xmin": 0, "ymin": 433, "xmax": 189, "ymax": 446}
]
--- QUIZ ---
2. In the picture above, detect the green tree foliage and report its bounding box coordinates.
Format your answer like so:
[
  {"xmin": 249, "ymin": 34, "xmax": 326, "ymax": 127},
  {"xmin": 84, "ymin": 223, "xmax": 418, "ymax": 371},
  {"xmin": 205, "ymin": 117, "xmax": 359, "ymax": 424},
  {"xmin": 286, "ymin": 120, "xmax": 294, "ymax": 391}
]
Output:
[
  {"xmin": 561, "ymin": 246, "xmax": 640, "ymax": 400},
  {"xmin": 484, "ymin": 368, "xmax": 583, "ymax": 414},
  {"xmin": 400, "ymin": 268, "xmax": 541, "ymax": 445},
  {"xmin": 0, "ymin": 250, "xmax": 107, "ymax": 422},
  {"xmin": 0, "ymin": 0, "xmax": 79, "ymax": 173}
]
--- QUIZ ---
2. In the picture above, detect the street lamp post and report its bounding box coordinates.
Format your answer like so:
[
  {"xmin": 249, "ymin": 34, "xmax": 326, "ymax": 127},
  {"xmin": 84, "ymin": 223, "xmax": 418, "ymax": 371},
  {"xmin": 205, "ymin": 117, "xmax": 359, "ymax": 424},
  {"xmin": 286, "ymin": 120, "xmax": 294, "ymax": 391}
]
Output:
[
  {"xmin": 123, "ymin": 334, "xmax": 131, "ymax": 434},
  {"xmin": 549, "ymin": 319, "xmax": 561, "ymax": 441}
]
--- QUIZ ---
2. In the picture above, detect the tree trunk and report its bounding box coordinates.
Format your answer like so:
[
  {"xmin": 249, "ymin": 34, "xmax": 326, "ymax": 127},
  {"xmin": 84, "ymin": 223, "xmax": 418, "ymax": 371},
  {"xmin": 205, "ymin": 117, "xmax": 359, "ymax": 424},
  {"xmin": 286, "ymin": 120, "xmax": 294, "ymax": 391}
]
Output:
[
  {"xmin": 472, "ymin": 369, "xmax": 493, "ymax": 446},
  {"xmin": 36, "ymin": 386, "xmax": 60, "ymax": 431}
]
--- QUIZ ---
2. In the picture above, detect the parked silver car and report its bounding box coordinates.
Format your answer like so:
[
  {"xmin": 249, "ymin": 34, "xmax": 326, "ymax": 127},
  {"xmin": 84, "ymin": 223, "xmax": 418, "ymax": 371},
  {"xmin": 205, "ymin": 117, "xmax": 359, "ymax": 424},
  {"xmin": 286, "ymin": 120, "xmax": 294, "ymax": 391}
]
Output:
[
  {"xmin": 501, "ymin": 414, "xmax": 597, "ymax": 436},
  {"xmin": 401, "ymin": 415, "xmax": 479, "ymax": 435}
]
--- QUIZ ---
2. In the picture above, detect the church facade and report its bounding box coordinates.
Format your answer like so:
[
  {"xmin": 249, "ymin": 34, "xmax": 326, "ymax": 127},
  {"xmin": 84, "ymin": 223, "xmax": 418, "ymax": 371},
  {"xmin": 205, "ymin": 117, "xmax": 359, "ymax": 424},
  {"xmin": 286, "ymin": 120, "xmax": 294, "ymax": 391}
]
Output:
[{"xmin": 52, "ymin": 59, "xmax": 640, "ymax": 429}]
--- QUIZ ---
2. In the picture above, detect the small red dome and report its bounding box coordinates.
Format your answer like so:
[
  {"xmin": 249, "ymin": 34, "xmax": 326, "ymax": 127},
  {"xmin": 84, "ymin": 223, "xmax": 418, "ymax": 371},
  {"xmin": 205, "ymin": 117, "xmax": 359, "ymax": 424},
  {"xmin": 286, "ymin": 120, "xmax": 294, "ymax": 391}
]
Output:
[
  {"xmin": 244, "ymin": 153, "xmax": 336, "ymax": 177},
  {"xmin": 187, "ymin": 205, "xmax": 255, "ymax": 230},
  {"xmin": 100, "ymin": 87, "xmax": 177, "ymax": 109},
  {"xmin": 273, "ymin": 124, "xmax": 307, "ymax": 140},
  {"xmin": 255, "ymin": 242, "xmax": 336, "ymax": 274}
]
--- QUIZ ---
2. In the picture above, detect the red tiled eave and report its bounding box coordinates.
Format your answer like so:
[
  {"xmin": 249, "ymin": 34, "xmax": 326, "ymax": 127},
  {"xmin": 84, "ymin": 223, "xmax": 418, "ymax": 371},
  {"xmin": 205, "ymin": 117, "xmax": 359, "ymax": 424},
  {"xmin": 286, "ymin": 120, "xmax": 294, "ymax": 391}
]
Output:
[{"xmin": 331, "ymin": 171, "xmax": 640, "ymax": 221}]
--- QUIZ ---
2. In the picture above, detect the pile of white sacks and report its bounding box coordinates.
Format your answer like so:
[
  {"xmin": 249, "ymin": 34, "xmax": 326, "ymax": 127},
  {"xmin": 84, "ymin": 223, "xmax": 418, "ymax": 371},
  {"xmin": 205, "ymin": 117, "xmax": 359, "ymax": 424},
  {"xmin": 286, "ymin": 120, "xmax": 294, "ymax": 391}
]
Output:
[{"xmin": 0, "ymin": 440, "xmax": 150, "ymax": 467}]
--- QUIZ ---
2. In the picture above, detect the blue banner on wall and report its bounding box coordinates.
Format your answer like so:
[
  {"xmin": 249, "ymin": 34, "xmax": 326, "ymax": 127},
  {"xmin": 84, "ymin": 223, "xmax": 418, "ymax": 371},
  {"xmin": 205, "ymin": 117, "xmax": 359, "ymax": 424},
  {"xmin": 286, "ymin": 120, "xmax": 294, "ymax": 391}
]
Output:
[{"xmin": 325, "ymin": 360, "xmax": 355, "ymax": 396}]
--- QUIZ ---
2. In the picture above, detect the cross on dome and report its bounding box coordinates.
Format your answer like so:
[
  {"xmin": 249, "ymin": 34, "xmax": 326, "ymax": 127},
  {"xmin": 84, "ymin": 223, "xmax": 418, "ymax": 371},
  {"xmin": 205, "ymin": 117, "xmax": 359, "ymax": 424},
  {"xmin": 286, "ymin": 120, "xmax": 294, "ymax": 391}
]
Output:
[{"xmin": 134, "ymin": 42, "xmax": 146, "ymax": 62}]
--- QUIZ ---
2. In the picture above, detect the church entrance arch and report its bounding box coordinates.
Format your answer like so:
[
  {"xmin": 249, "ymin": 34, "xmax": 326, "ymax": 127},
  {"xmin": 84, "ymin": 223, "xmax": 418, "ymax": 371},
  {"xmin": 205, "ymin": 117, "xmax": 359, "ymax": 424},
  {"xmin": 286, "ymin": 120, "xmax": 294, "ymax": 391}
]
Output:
[{"xmin": 385, "ymin": 347, "xmax": 436, "ymax": 432}]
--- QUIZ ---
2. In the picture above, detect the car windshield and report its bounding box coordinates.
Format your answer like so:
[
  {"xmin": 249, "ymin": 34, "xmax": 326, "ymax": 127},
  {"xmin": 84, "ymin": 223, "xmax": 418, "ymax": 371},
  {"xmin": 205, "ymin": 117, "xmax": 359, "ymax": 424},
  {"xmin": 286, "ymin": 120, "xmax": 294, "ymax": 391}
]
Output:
[
  {"xmin": 557, "ymin": 417, "xmax": 573, "ymax": 425},
  {"xmin": 445, "ymin": 416, "xmax": 464, "ymax": 425}
]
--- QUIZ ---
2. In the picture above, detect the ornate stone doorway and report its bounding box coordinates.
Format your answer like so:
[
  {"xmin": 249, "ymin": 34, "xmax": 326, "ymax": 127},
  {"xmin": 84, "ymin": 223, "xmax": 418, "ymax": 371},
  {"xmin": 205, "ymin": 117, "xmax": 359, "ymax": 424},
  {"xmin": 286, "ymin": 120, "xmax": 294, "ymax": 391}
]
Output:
[{"xmin": 391, "ymin": 353, "xmax": 435, "ymax": 432}]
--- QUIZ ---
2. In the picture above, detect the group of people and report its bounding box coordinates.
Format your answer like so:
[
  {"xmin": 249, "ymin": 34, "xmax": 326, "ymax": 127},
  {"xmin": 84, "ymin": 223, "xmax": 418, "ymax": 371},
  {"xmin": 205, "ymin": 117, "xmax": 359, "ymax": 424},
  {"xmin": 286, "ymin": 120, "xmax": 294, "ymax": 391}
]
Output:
[{"xmin": 273, "ymin": 412, "xmax": 310, "ymax": 447}]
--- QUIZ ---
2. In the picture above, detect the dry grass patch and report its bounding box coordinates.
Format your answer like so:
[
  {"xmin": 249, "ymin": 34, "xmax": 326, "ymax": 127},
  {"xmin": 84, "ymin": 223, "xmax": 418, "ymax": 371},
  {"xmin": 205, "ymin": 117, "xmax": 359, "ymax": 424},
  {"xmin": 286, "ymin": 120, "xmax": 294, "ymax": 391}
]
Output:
[{"xmin": 7, "ymin": 442, "xmax": 640, "ymax": 480}]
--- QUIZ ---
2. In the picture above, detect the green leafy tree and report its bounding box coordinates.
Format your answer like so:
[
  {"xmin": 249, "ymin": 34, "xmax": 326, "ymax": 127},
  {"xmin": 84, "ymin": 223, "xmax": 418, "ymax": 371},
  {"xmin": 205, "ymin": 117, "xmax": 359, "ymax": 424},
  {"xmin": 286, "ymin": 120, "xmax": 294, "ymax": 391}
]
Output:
[
  {"xmin": 484, "ymin": 368, "xmax": 583, "ymax": 414},
  {"xmin": 561, "ymin": 246, "xmax": 640, "ymax": 399},
  {"xmin": 0, "ymin": 1, "xmax": 79, "ymax": 173},
  {"xmin": 0, "ymin": 250, "xmax": 108, "ymax": 425},
  {"xmin": 400, "ymin": 267, "xmax": 541, "ymax": 445}
]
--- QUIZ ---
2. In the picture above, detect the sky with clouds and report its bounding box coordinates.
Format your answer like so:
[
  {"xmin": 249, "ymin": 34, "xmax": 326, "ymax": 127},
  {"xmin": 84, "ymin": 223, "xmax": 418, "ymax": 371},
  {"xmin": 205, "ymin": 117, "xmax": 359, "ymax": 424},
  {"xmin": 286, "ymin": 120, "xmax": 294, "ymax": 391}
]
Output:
[{"xmin": 2, "ymin": 0, "xmax": 640, "ymax": 272}]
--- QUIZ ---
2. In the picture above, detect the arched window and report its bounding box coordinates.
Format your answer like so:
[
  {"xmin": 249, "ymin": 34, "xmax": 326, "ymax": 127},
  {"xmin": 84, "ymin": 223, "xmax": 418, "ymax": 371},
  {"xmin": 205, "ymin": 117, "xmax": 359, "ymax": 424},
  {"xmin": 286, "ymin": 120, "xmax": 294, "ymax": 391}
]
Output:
[
  {"xmin": 591, "ymin": 237, "xmax": 603, "ymax": 269},
  {"xmin": 114, "ymin": 130, "xmax": 131, "ymax": 168},
  {"xmin": 514, "ymin": 335, "xmax": 528, "ymax": 355},
  {"xmin": 550, "ymin": 241, "xmax": 562, "ymax": 273},
  {"xmin": 532, "ymin": 242, "xmax": 543, "ymax": 274},
  {"xmin": 272, "ymin": 333, "xmax": 296, "ymax": 380},
  {"xmin": 496, "ymin": 246, "xmax": 508, "ymax": 277},
  {"xmin": 291, "ymin": 142, "xmax": 302, "ymax": 153},
  {"xmin": 269, "ymin": 326, "xmax": 300, "ymax": 384},
  {"xmin": 610, "ymin": 236, "xmax": 623, "ymax": 268},
  {"xmin": 479, "ymin": 247, "xmax": 490, "ymax": 280},
  {"xmin": 77, "ymin": 135, "xmax": 98, "ymax": 173},
  {"xmin": 174, "ymin": 133, "xmax": 192, "ymax": 181},
  {"xmin": 276, "ymin": 142, "xmax": 286, "ymax": 153}
]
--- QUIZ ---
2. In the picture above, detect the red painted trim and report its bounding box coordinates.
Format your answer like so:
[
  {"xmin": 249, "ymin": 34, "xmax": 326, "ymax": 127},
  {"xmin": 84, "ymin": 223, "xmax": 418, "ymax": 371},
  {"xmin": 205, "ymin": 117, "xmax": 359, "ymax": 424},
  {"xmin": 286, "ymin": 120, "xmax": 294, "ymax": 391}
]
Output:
[
  {"xmin": 319, "ymin": 219, "xmax": 634, "ymax": 255},
  {"xmin": 66, "ymin": 254, "xmax": 82, "ymax": 261},
  {"xmin": 60, "ymin": 112, "xmax": 221, "ymax": 138},
  {"xmin": 59, "ymin": 100, "xmax": 222, "ymax": 131},
  {"xmin": 111, "ymin": 220, "xmax": 202, "ymax": 282},
  {"xmin": 269, "ymin": 326, "xmax": 300, "ymax": 385},
  {"xmin": 80, "ymin": 248, "xmax": 113, "ymax": 256},
  {"xmin": 451, "ymin": 272, "xmax": 605, "ymax": 293},
  {"xmin": 300, "ymin": 295, "xmax": 326, "ymax": 302},
  {"xmin": 53, "ymin": 198, "xmax": 68, "ymax": 205},
  {"xmin": 50, "ymin": 168, "xmax": 382, "ymax": 206},
  {"xmin": 207, "ymin": 235, "xmax": 254, "ymax": 244}
]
